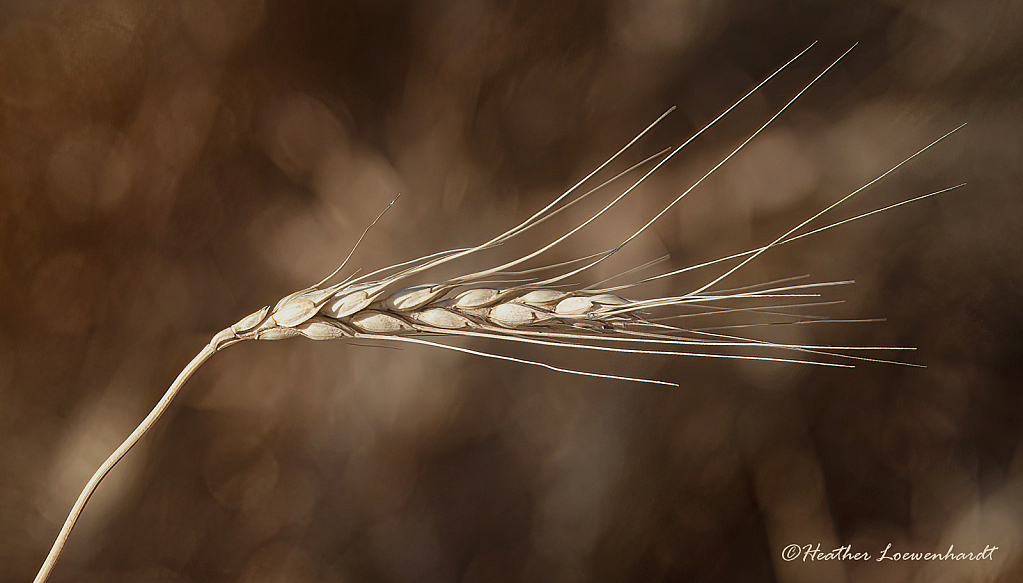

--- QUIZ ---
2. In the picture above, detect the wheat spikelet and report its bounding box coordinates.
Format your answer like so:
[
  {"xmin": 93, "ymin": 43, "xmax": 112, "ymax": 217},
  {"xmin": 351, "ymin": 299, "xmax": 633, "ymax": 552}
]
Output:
[{"xmin": 30, "ymin": 42, "xmax": 964, "ymax": 583}]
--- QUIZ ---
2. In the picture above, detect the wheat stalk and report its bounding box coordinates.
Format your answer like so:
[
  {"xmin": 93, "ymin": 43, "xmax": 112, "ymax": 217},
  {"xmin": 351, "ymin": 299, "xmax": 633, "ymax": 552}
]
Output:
[{"xmin": 30, "ymin": 42, "xmax": 964, "ymax": 583}]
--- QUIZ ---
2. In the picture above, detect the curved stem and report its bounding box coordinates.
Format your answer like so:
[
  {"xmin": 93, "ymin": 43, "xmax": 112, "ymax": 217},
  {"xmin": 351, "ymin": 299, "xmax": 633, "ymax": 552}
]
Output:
[{"xmin": 33, "ymin": 331, "xmax": 231, "ymax": 583}]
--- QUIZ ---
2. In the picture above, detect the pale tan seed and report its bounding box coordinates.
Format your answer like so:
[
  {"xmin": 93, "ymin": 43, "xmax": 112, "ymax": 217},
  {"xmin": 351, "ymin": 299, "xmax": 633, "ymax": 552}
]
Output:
[
  {"xmin": 414, "ymin": 308, "xmax": 472, "ymax": 329},
  {"xmin": 322, "ymin": 290, "xmax": 371, "ymax": 318},
  {"xmin": 256, "ymin": 327, "xmax": 302, "ymax": 340},
  {"xmin": 554, "ymin": 296, "xmax": 594, "ymax": 316},
  {"xmin": 385, "ymin": 285, "xmax": 446, "ymax": 311},
  {"xmin": 296, "ymin": 317, "xmax": 348, "ymax": 340},
  {"xmin": 271, "ymin": 298, "xmax": 318, "ymax": 327},
  {"xmin": 589, "ymin": 293, "xmax": 629, "ymax": 306},
  {"xmin": 232, "ymin": 306, "xmax": 270, "ymax": 333},
  {"xmin": 348, "ymin": 311, "xmax": 414, "ymax": 334},
  {"xmin": 488, "ymin": 302, "xmax": 549, "ymax": 327},
  {"xmin": 454, "ymin": 288, "xmax": 503, "ymax": 308},
  {"xmin": 517, "ymin": 289, "xmax": 569, "ymax": 307}
]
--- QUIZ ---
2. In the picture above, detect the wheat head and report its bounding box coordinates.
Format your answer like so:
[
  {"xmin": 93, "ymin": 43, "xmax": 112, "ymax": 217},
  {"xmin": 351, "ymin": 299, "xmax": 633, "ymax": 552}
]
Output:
[{"xmin": 30, "ymin": 42, "xmax": 964, "ymax": 583}]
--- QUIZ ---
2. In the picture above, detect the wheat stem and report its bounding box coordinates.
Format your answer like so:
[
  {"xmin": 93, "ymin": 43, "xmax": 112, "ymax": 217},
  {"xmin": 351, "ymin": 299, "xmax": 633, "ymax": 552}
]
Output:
[{"xmin": 32, "ymin": 331, "xmax": 233, "ymax": 583}]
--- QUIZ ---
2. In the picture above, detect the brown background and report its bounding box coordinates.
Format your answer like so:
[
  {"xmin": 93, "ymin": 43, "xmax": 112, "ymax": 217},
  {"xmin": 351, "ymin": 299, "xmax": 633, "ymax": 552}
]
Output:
[{"xmin": 2, "ymin": 0, "xmax": 1022, "ymax": 582}]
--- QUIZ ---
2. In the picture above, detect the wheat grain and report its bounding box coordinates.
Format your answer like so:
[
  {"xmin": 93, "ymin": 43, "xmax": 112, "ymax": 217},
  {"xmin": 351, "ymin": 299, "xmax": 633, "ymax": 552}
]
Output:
[{"xmin": 30, "ymin": 43, "xmax": 964, "ymax": 583}]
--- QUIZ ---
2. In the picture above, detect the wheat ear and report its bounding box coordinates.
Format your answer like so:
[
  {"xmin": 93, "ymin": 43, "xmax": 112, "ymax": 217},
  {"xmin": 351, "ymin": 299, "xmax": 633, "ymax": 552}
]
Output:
[{"xmin": 32, "ymin": 43, "xmax": 964, "ymax": 583}]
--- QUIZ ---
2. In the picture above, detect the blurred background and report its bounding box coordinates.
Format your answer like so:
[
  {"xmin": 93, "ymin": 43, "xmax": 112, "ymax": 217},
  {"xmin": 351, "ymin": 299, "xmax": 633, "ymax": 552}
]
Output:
[{"xmin": 2, "ymin": 0, "xmax": 1022, "ymax": 581}]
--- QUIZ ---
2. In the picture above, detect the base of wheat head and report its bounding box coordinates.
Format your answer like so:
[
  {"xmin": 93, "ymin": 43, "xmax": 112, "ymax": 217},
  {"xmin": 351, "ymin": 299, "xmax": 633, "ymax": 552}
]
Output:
[{"xmin": 31, "ymin": 42, "xmax": 964, "ymax": 583}]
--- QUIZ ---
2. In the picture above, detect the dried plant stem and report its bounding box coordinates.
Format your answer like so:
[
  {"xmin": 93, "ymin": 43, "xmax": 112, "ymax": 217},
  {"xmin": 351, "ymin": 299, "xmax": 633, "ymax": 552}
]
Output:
[{"xmin": 32, "ymin": 332, "xmax": 232, "ymax": 583}]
